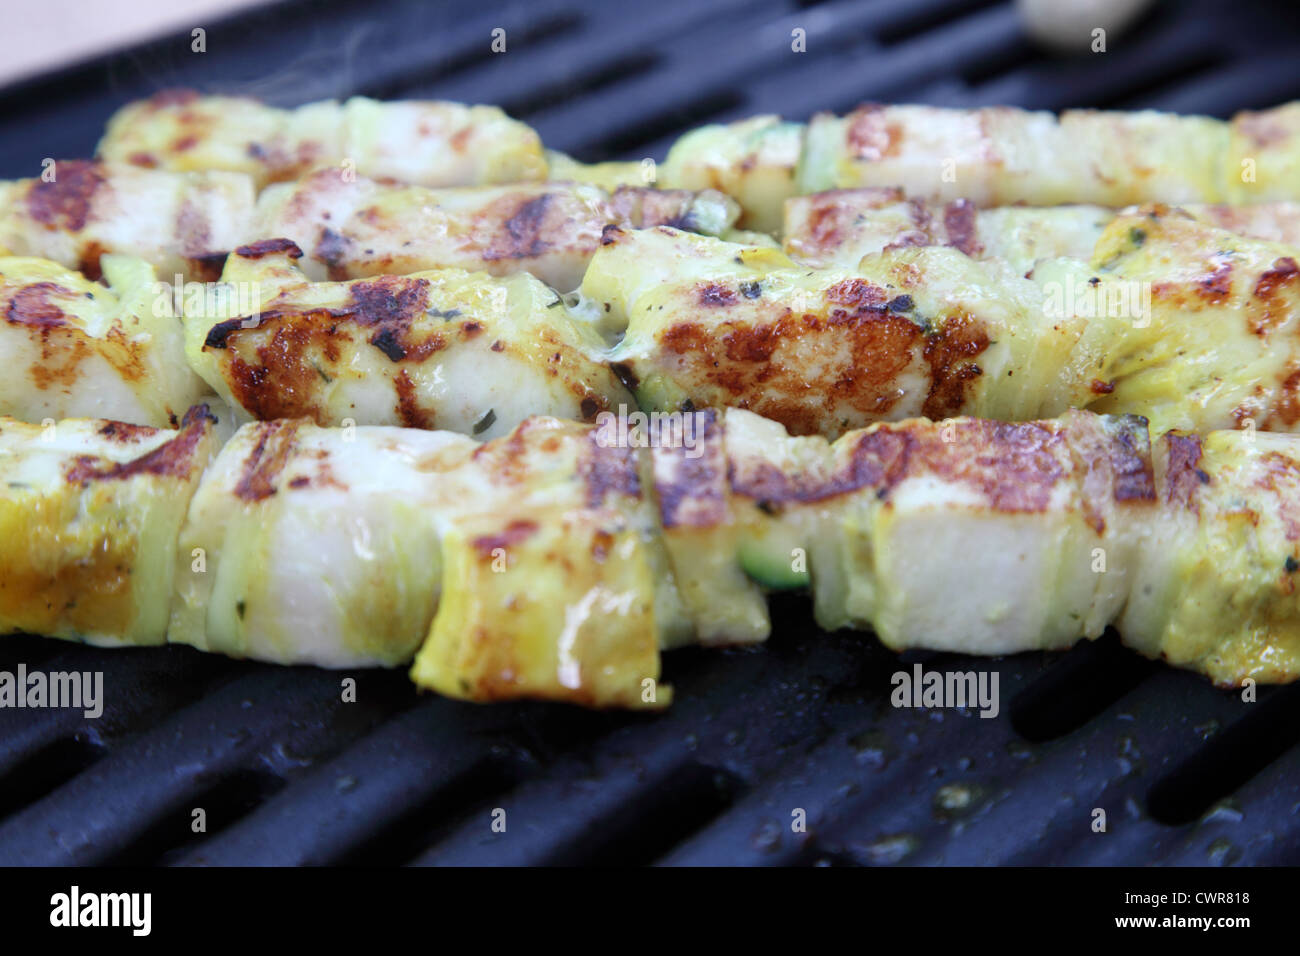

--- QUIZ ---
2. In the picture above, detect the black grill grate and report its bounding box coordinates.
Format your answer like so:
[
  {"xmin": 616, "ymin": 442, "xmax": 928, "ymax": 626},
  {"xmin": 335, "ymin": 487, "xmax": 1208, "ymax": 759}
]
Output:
[{"xmin": 3, "ymin": 0, "xmax": 1300, "ymax": 866}]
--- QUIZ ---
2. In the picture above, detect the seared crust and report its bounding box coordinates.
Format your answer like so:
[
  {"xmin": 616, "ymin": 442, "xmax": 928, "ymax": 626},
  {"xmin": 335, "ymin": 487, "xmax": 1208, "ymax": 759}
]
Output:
[
  {"xmin": 1161, "ymin": 433, "xmax": 1210, "ymax": 512},
  {"xmin": 64, "ymin": 404, "xmax": 216, "ymax": 486},
  {"xmin": 1061, "ymin": 412, "xmax": 1156, "ymax": 533},
  {"xmin": 594, "ymin": 227, "xmax": 1017, "ymax": 439},
  {"xmin": 727, "ymin": 417, "xmax": 1079, "ymax": 511},
  {"xmin": 648, "ymin": 409, "xmax": 726, "ymax": 529},
  {"xmin": 26, "ymin": 160, "xmax": 105, "ymax": 233},
  {"xmin": 655, "ymin": 283, "xmax": 928, "ymax": 435},
  {"xmin": 232, "ymin": 419, "xmax": 304, "ymax": 502}
]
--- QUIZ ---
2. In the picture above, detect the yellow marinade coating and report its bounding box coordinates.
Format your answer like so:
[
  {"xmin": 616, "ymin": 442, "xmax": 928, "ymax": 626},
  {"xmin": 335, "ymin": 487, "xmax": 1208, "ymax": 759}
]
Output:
[
  {"xmin": 414, "ymin": 517, "xmax": 669, "ymax": 709},
  {"xmin": 0, "ymin": 406, "xmax": 219, "ymax": 646},
  {"xmin": 1083, "ymin": 207, "xmax": 1300, "ymax": 434}
]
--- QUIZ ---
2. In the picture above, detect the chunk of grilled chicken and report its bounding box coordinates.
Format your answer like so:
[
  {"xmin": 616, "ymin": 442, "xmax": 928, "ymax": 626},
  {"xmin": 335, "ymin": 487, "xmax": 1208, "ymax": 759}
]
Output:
[
  {"xmin": 185, "ymin": 239, "xmax": 631, "ymax": 438},
  {"xmin": 172, "ymin": 413, "xmax": 685, "ymax": 703},
  {"xmin": 1120, "ymin": 429, "xmax": 1300, "ymax": 685},
  {"xmin": 783, "ymin": 190, "xmax": 1300, "ymax": 273},
  {"xmin": 1081, "ymin": 207, "xmax": 1300, "ymax": 433},
  {"xmin": 0, "ymin": 406, "xmax": 220, "ymax": 646},
  {"xmin": 0, "ymin": 254, "xmax": 213, "ymax": 427},
  {"xmin": 170, "ymin": 419, "xmax": 480, "ymax": 669},
  {"xmin": 411, "ymin": 416, "xmax": 687, "ymax": 708},
  {"xmin": 0, "ymin": 160, "xmax": 256, "ymax": 283},
  {"xmin": 662, "ymin": 101, "xmax": 1300, "ymax": 230},
  {"xmin": 585, "ymin": 212, "xmax": 1300, "ymax": 439},
  {"xmin": 255, "ymin": 168, "xmax": 740, "ymax": 290},
  {"xmin": 97, "ymin": 90, "xmax": 548, "ymax": 190}
]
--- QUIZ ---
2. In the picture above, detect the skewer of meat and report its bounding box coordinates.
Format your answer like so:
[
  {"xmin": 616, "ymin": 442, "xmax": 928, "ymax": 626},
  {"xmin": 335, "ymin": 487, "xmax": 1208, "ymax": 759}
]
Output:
[
  {"xmin": 782, "ymin": 188, "xmax": 1300, "ymax": 273},
  {"xmin": 3, "ymin": 403, "xmax": 1296, "ymax": 707},
  {"xmin": 587, "ymin": 207, "xmax": 1300, "ymax": 439},
  {"xmin": 256, "ymin": 168, "xmax": 739, "ymax": 289},
  {"xmin": 8, "ymin": 200, "xmax": 1300, "ymax": 444}
]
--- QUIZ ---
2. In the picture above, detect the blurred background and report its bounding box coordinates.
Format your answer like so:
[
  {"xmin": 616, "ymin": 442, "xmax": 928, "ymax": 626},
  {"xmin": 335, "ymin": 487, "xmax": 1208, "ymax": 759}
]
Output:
[{"xmin": 4, "ymin": 0, "xmax": 1300, "ymax": 178}]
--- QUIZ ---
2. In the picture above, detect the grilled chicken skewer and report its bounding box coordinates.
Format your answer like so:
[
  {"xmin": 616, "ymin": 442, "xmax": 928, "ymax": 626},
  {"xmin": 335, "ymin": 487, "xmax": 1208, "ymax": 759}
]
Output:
[
  {"xmin": 664, "ymin": 102, "xmax": 1300, "ymax": 232},
  {"xmin": 588, "ymin": 207, "xmax": 1300, "ymax": 439},
  {"xmin": 175, "ymin": 195, "xmax": 1300, "ymax": 445},
  {"xmin": 97, "ymin": 91, "xmax": 1300, "ymax": 235},
  {"xmin": 98, "ymin": 90, "xmax": 549, "ymax": 190},
  {"xmin": 3, "ymin": 403, "xmax": 1296, "ymax": 707},
  {"xmin": 96, "ymin": 90, "xmax": 653, "ymax": 198},
  {"xmin": 0, "ymin": 161, "xmax": 738, "ymax": 286},
  {"xmin": 783, "ymin": 189, "xmax": 1300, "ymax": 273},
  {"xmin": 14, "ymin": 211, "xmax": 1288, "ymax": 443},
  {"xmin": 0, "ymin": 160, "xmax": 256, "ymax": 282},
  {"xmin": 7, "ymin": 200, "xmax": 1300, "ymax": 443}
]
